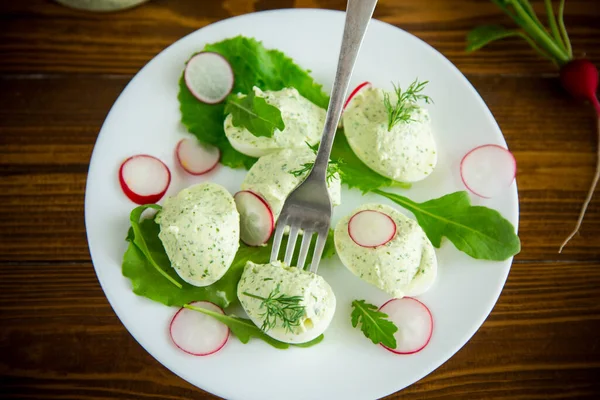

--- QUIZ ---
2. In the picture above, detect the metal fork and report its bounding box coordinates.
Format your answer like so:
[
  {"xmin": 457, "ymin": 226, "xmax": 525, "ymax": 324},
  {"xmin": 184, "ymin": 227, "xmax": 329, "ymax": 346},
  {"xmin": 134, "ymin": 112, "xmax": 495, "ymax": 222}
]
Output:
[{"xmin": 270, "ymin": 0, "xmax": 378, "ymax": 273}]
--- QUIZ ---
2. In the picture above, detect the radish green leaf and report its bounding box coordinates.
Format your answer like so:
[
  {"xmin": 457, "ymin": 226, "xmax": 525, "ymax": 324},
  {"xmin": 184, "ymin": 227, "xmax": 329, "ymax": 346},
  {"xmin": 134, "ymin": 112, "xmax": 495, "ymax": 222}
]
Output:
[{"xmin": 466, "ymin": 25, "xmax": 523, "ymax": 52}]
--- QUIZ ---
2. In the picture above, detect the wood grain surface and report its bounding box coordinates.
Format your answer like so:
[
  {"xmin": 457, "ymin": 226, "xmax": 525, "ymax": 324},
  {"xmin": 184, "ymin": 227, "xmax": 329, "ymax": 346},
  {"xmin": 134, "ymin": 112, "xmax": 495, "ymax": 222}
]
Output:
[{"xmin": 1, "ymin": 0, "xmax": 599, "ymax": 399}]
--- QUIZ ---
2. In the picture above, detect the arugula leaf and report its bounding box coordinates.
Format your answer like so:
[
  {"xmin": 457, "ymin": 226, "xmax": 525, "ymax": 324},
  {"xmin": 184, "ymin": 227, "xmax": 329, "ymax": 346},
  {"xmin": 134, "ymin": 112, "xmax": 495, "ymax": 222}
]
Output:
[
  {"xmin": 184, "ymin": 304, "xmax": 324, "ymax": 349},
  {"xmin": 184, "ymin": 304, "xmax": 288, "ymax": 349},
  {"xmin": 466, "ymin": 25, "xmax": 524, "ymax": 52},
  {"xmin": 128, "ymin": 205, "xmax": 181, "ymax": 289},
  {"xmin": 225, "ymin": 91, "xmax": 285, "ymax": 138},
  {"xmin": 292, "ymin": 334, "xmax": 324, "ymax": 348},
  {"xmin": 123, "ymin": 215, "xmax": 252, "ymax": 307},
  {"xmin": 374, "ymin": 189, "xmax": 521, "ymax": 261},
  {"xmin": 122, "ymin": 206, "xmax": 336, "ymax": 308},
  {"xmin": 351, "ymin": 300, "xmax": 397, "ymax": 349},
  {"xmin": 179, "ymin": 36, "xmax": 329, "ymax": 169},
  {"xmin": 331, "ymin": 130, "xmax": 411, "ymax": 192}
]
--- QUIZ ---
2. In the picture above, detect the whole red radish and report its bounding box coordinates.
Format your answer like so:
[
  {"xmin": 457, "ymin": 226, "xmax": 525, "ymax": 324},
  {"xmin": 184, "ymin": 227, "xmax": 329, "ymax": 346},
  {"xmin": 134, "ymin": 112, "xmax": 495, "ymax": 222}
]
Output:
[{"xmin": 560, "ymin": 59, "xmax": 600, "ymax": 112}]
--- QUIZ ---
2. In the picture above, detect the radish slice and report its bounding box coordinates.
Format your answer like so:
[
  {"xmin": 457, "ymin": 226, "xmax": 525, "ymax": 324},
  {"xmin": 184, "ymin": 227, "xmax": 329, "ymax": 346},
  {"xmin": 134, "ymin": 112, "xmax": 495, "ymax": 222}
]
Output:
[
  {"xmin": 379, "ymin": 297, "xmax": 433, "ymax": 355},
  {"xmin": 348, "ymin": 210, "xmax": 396, "ymax": 248},
  {"xmin": 234, "ymin": 190, "xmax": 274, "ymax": 246},
  {"xmin": 184, "ymin": 52, "xmax": 234, "ymax": 104},
  {"xmin": 460, "ymin": 144, "xmax": 516, "ymax": 199},
  {"xmin": 169, "ymin": 301, "xmax": 229, "ymax": 356},
  {"xmin": 344, "ymin": 81, "xmax": 371, "ymax": 109},
  {"xmin": 119, "ymin": 155, "xmax": 171, "ymax": 205},
  {"xmin": 176, "ymin": 138, "xmax": 220, "ymax": 175}
]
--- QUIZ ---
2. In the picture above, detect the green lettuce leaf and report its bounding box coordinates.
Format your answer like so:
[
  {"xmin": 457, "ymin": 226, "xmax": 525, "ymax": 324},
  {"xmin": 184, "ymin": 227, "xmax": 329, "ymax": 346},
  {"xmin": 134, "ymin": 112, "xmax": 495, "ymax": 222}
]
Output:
[
  {"xmin": 225, "ymin": 91, "xmax": 285, "ymax": 138},
  {"xmin": 374, "ymin": 189, "xmax": 521, "ymax": 260},
  {"xmin": 123, "ymin": 214, "xmax": 250, "ymax": 308},
  {"xmin": 127, "ymin": 204, "xmax": 181, "ymax": 289},
  {"xmin": 122, "ymin": 205, "xmax": 336, "ymax": 308},
  {"xmin": 331, "ymin": 130, "xmax": 411, "ymax": 192},
  {"xmin": 179, "ymin": 76, "xmax": 255, "ymax": 170}
]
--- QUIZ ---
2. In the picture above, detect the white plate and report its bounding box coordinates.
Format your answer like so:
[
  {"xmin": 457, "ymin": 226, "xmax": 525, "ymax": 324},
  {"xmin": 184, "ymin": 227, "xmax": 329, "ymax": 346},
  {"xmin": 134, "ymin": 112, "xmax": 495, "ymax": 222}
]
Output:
[{"xmin": 85, "ymin": 9, "xmax": 518, "ymax": 400}]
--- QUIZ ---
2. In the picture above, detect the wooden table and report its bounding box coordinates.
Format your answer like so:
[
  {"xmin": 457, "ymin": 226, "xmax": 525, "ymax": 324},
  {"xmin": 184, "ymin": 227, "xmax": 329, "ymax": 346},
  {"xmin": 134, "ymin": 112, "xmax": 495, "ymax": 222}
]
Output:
[{"xmin": 1, "ymin": 1, "xmax": 599, "ymax": 398}]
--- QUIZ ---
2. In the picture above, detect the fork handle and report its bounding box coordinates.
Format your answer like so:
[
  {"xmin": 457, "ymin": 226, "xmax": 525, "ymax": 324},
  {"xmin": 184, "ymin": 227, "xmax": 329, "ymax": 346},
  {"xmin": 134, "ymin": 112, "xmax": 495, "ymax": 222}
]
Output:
[{"xmin": 312, "ymin": 0, "xmax": 378, "ymax": 180}]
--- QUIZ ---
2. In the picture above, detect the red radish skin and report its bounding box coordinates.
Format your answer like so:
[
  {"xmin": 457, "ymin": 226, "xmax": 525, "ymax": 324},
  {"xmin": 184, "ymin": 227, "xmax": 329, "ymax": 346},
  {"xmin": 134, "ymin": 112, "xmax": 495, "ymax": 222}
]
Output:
[
  {"xmin": 348, "ymin": 210, "xmax": 397, "ymax": 248},
  {"xmin": 119, "ymin": 155, "xmax": 171, "ymax": 205},
  {"xmin": 560, "ymin": 59, "xmax": 600, "ymax": 114},
  {"xmin": 379, "ymin": 297, "xmax": 433, "ymax": 355},
  {"xmin": 234, "ymin": 190, "xmax": 275, "ymax": 246},
  {"xmin": 344, "ymin": 81, "xmax": 372, "ymax": 109},
  {"xmin": 184, "ymin": 52, "xmax": 234, "ymax": 104},
  {"xmin": 559, "ymin": 59, "xmax": 600, "ymax": 252},
  {"xmin": 175, "ymin": 138, "xmax": 221, "ymax": 175},
  {"xmin": 460, "ymin": 144, "xmax": 517, "ymax": 199},
  {"xmin": 169, "ymin": 301, "xmax": 229, "ymax": 356}
]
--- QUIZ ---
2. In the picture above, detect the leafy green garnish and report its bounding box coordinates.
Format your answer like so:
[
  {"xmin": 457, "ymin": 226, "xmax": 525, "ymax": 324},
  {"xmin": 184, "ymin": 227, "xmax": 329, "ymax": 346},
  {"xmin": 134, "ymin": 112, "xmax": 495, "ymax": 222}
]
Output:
[
  {"xmin": 123, "ymin": 209, "xmax": 260, "ymax": 307},
  {"xmin": 242, "ymin": 285, "xmax": 305, "ymax": 332},
  {"xmin": 224, "ymin": 91, "xmax": 285, "ymax": 138},
  {"xmin": 179, "ymin": 36, "xmax": 329, "ymax": 169},
  {"xmin": 128, "ymin": 205, "xmax": 181, "ymax": 289},
  {"xmin": 122, "ymin": 205, "xmax": 336, "ymax": 308},
  {"xmin": 330, "ymin": 131, "xmax": 411, "ymax": 192},
  {"xmin": 374, "ymin": 189, "xmax": 521, "ymax": 260},
  {"xmin": 179, "ymin": 76, "xmax": 255, "ymax": 169},
  {"xmin": 383, "ymin": 79, "xmax": 431, "ymax": 131},
  {"xmin": 293, "ymin": 334, "xmax": 324, "ymax": 348},
  {"xmin": 289, "ymin": 142, "xmax": 343, "ymax": 184},
  {"xmin": 184, "ymin": 304, "xmax": 323, "ymax": 349},
  {"xmin": 351, "ymin": 300, "xmax": 397, "ymax": 349},
  {"xmin": 289, "ymin": 159, "xmax": 342, "ymax": 184}
]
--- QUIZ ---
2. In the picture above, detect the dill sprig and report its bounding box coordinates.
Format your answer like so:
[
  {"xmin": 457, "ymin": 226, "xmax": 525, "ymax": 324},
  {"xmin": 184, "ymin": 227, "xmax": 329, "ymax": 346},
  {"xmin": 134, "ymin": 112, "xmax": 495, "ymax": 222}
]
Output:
[
  {"xmin": 383, "ymin": 79, "xmax": 431, "ymax": 131},
  {"xmin": 289, "ymin": 142, "xmax": 344, "ymax": 183},
  {"xmin": 242, "ymin": 285, "xmax": 305, "ymax": 332}
]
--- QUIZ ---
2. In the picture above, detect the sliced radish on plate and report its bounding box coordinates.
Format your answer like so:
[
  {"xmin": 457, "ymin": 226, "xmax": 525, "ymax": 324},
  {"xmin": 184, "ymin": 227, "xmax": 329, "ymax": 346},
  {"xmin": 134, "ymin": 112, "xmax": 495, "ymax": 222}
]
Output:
[
  {"xmin": 169, "ymin": 301, "xmax": 229, "ymax": 356},
  {"xmin": 184, "ymin": 52, "xmax": 234, "ymax": 104},
  {"xmin": 460, "ymin": 144, "xmax": 516, "ymax": 199},
  {"xmin": 176, "ymin": 138, "xmax": 220, "ymax": 175},
  {"xmin": 344, "ymin": 81, "xmax": 371, "ymax": 109},
  {"xmin": 119, "ymin": 155, "xmax": 171, "ymax": 205},
  {"xmin": 379, "ymin": 297, "xmax": 433, "ymax": 355},
  {"xmin": 234, "ymin": 190, "xmax": 274, "ymax": 246},
  {"xmin": 348, "ymin": 210, "xmax": 396, "ymax": 248}
]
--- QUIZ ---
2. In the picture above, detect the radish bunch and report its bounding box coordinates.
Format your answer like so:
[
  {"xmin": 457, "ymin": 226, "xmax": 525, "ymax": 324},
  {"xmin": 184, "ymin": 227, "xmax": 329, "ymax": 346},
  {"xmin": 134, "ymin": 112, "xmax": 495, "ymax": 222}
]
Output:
[{"xmin": 467, "ymin": 0, "xmax": 599, "ymax": 251}]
